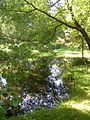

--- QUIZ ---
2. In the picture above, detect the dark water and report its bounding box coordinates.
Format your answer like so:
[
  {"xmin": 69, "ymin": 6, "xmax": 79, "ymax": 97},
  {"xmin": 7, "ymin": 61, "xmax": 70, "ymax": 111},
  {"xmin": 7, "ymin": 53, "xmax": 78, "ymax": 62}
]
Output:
[
  {"xmin": 0, "ymin": 59, "xmax": 69, "ymax": 116},
  {"xmin": 17, "ymin": 59, "xmax": 69, "ymax": 114}
]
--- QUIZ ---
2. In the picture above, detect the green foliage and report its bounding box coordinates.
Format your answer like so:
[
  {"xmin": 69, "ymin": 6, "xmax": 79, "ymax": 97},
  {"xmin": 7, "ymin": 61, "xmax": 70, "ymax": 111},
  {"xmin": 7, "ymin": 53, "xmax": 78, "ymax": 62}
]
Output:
[
  {"xmin": 71, "ymin": 57, "xmax": 90, "ymax": 66},
  {"xmin": 7, "ymin": 107, "xmax": 90, "ymax": 120},
  {"xmin": 0, "ymin": 106, "xmax": 6, "ymax": 120},
  {"xmin": 10, "ymin": 97, "xmax": 22, "ymax": 107},
  {"xmin": 0, "ymin": 50, "xmax": 9, "ymax": 61},
  {"xmin": 0, "ymin": 0, "xmax": 90, "ymax": 119},
  {"xmin": 0, "ymin": 86, "xmax": 7, "ymax": 120},
  {"xmin": 7, "ymin": 58, "xmax": 90, "ymax": 120}
]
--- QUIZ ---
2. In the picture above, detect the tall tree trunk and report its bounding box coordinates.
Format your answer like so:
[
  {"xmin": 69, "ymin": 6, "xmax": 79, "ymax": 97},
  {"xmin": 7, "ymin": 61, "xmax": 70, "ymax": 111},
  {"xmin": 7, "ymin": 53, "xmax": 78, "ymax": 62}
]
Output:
[
  {"xmin": 79, "ymin": 28, "xmax": 90, "ymax": 50},
  {"xmin": 74, "ymin": 20, "xmax": 90, "ymax": 50},
  {"xmin": 82, "ymin": 38, "xmax": 84, "ymax": 58}
]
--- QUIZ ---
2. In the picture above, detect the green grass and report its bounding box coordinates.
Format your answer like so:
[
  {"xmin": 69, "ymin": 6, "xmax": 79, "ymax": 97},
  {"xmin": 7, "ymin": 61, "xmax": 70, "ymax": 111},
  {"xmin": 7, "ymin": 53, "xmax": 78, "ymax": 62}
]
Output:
[
  {"xmin": 7, "ymin": 61, "xmax": 90, "ymax": 120},
  {"xmin": 7, "ymin": 107, "xmax": 90, "ymax": 120},
  {"xmin": 1, "ymin": 45, "xmax": 90, "ymax": 120}
]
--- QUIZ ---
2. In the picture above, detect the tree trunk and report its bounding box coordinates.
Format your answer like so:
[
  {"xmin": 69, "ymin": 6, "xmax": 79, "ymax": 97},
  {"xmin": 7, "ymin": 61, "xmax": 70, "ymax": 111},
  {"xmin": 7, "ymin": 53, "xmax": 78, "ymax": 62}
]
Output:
[
  {"xmin": 82, "ymin": 38, "xmax": 84, "ymax": 58},
  {"xmin": 79, "ymin": 28, "xmax": 90, "ymax": 50},
  {"xmin": 74, "ymin": 20, "xmax": 90, "ymax": 50},
  {"xmin": 24, "ymin": 0, "xmax": 90, "ymax": 50}
]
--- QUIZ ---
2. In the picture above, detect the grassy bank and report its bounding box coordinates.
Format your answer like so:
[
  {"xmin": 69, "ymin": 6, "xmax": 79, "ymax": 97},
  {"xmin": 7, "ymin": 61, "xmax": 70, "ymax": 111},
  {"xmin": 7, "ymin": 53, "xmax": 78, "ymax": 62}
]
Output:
[{"xmin": 7, "ymin": 59, "xmax": 90, "ymax": 120}]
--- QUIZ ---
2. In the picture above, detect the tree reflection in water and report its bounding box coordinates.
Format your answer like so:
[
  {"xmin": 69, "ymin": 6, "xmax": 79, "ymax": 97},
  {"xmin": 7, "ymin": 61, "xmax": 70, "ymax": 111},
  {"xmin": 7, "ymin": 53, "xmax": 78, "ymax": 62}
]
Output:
[{"xmin": 19, "ymin": 60, "xmax": 69, "ymax": 113}]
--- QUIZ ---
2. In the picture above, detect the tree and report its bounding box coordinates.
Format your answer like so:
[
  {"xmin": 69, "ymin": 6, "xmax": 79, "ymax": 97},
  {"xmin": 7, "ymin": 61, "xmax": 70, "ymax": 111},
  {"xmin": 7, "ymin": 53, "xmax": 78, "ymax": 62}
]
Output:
[
  {"xmin": 1, "ymin": 0, "xmax": 90, "ymax": 50},
  {"xmin": 21, "ymin": 0, "xmax": 90, "ymax": 50}
]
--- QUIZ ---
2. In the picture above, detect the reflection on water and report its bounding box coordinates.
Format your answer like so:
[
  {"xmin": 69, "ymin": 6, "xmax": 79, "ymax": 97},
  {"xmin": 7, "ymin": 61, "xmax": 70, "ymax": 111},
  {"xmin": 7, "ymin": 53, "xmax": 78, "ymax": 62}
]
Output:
[
  {"xmin": 18, "ymin": 59, "xmax": 69, "ymax": 113},
  {"xmin": 0, "ymin": 77, "xmax": 7, "ymax": 87},
  {"xmin": 1, "ymin": 59, "xmax": 69, "ymax": 116}
]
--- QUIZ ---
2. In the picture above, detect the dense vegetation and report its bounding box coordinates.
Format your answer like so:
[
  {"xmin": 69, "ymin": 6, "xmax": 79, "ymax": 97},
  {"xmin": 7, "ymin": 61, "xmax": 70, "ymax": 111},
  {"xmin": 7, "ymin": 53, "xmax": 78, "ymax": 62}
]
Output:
[
  {"xmin": 6, "ymin": 60, "xmax": 90, "ymax": 120},
  {"xmin": 0, "ymin": 0, "xmax": 90, "ymax": 120}
]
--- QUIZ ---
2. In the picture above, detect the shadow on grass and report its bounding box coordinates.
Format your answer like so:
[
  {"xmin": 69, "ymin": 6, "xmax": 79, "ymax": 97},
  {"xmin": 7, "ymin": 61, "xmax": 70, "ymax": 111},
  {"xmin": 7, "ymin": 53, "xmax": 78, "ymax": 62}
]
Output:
[
  {"xmin": 7, "ymin": 107, "xmax": 90, "ymax": 120},
  {"xmin": 70, "ymin": 79, "xmax": 90, "ymax": 101}
]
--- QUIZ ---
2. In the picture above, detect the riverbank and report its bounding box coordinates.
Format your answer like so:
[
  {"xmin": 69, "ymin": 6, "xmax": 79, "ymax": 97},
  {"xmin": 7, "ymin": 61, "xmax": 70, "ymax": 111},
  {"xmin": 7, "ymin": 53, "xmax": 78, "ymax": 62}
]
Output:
[{"xmin": 7, "ymin": 61, "xmax": 90, "ymax": 120}]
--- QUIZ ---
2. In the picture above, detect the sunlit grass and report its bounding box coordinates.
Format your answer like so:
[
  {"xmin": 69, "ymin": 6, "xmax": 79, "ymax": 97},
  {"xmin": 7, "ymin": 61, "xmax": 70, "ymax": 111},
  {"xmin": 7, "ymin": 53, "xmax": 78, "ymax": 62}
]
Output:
[
  {"xmin": 54, "ymin": 49, "xmax": 90, "ymax": 58},
  {"xmin": 31, "ymin": 49, "xmax": 90, "ymax": 60},
  {"xmin": 57, "ymin": 63, "xmax": 90, "ymax": 117},
  {"xmin": 7, "ymin": 58, "xmax": 90, "ymax": 120},
  {"xmin": 1, "ymin": 44, "xmax": 90, "ymax": 120},
  {"xmin": 61, "ymin": 100, "xmax": 90, "ymax": 113},
  {"xmin": 0, "ymin": 44, "xmax": 11, "ymax": 52}
]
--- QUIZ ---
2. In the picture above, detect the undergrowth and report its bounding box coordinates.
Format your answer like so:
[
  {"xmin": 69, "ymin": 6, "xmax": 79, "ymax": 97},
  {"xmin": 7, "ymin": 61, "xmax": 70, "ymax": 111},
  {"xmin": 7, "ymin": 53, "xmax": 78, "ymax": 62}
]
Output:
[{"xmin": 7, "ymin": 58, "xmax": 90, "ymax": 120}]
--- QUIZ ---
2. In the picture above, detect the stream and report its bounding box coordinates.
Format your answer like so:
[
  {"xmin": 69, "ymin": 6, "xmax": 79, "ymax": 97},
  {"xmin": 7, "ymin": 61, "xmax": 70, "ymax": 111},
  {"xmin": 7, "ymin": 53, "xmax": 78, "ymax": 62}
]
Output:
[{"xmin": 0, "ymin": 59, "xmax": 69, "ymax": 116}]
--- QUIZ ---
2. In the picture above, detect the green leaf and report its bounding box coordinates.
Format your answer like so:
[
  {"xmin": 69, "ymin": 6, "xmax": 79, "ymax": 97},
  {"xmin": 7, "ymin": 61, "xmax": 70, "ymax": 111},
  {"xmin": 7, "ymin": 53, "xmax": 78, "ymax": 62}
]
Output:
[
  {"xmin": 10, "ymin": 97, "xmax": 22, "ymax": 107},
  {"xmin": 0, "ymin": 106, "xmax": 6, "ymax": 115}
]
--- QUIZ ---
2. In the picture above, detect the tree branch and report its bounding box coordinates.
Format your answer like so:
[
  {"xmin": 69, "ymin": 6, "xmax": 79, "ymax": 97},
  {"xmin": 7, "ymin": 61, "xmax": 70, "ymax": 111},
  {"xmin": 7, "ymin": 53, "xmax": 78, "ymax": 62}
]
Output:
[
  {"xmin": 24, "ymin": 0, "xmax": 78, "ymax": 30},
  {"xmin": 9, "ymin": 9, "xmax": 36, "ymax": 14},
  {"xmin": 51, "ymin": 24, "xmax": 63, "ymax": 38},
  {"xmin": 23, "ymin": 0, "xmax": 90, "ymax": 50},
  {"xmin": 49, "ymin": 0, "xmax": 61, "ymax": 7}
]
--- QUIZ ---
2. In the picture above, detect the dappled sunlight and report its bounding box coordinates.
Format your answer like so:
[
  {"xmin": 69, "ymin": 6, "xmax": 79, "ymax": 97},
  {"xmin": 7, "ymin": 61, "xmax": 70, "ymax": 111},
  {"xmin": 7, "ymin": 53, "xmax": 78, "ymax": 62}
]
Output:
[
  {"xmin": 54, "ymin": 49, "xmax": 90, "ymax": 58},
  {"xmin": 71, "ymin": 100, "xmax": 90, "ymax": 112},
  {"xmin": 39, "ymin": 52, "xmax": 55, "ymax": 57},
  {"xmin": 84, "ymin": 74, "xmax": 90, "ymax": 79},
  {"xmin": 1, "ymin": 47, "xmax": 11, "ymax": 52},
  {"xmin": 62, "ymin": 99, "xmax": 90, "ymax": 113},
  {"xmin": 64, "ymin": 52, "xmax": 90, "ymax": 58},
  {"xmin": 0, "ymin": 0, "xmax": 90, "ymax": 119},
  {"xmin": 64, "ymin": 52, "xmax": 82, "ymax": 58},
  {"xmin": 0, "ymin": 44, "xmax": 11, "ymax": 52},
  {"xmin": 32, "ymin": 50, "xmax": 39, "ymax": 54},
  {"xmin": 81, "ymin": 86, "xmax": 90, "ymax": 94},
  {"xmin": 86, "ymin": 89, "xmax": 90, "ymax": 96}
]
